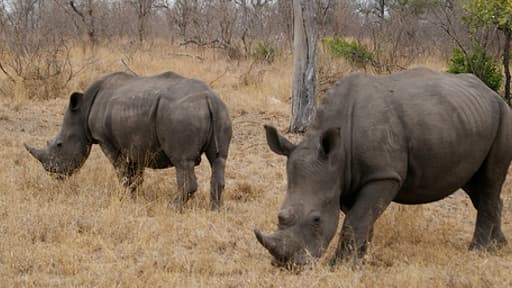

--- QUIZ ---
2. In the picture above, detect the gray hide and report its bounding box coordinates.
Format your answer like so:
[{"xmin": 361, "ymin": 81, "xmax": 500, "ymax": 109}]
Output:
[
  {"xmin": 255, "ymin": 67, "xmax": 512, "ymax": 266},
  {"xmin": 25, "ymin": 71, "xmax": 232, "ymax": 210}
]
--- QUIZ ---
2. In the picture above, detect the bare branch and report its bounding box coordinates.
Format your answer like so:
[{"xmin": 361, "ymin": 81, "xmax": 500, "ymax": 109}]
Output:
[
  {"xmin": 0, "ymin": 61, "xmax": 15, "ymax": 83},
  {"xmin": 167, "ymin": 53, "xmax": 204, "ymax": 62},
  {"xmin": 69, "ymin": 1, "xmax": 85, "ymax": 20},
  {"xmin": 209, "ymin": 66, "xmax": 229, "ymax": 88}
]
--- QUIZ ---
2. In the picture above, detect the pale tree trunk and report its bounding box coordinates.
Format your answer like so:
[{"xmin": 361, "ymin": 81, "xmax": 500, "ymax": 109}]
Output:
[
  {"xmin": 503, "ymin": 28, "xmax": 511, "ymax": 105},
  {"xmin": 289, "ymin": 0, "xmax": 317, "ymax": 133}
]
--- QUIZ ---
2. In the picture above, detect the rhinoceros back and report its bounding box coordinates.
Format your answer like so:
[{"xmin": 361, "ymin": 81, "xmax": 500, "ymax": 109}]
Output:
[
  {"xmin": 313, "ymin": 67, "xmax": 511, "ymax": 204},
  {"xmin": 88, "ymin": 72, "xmax": 216, "ymax": 167}
]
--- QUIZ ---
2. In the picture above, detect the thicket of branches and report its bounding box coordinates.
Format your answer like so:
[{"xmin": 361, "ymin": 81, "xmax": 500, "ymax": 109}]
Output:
[{"xmin": 0, "ymin": 0, "xmax": 508, "ymax": 99}]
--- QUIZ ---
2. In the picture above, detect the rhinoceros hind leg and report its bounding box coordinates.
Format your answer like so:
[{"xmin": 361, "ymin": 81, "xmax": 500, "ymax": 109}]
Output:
[
  {"xmin": 464, "ymin": 127, "xmax": 510, "ymax": 251},
  {"xmin": 466, "ymin": 192, "xmax": 507, "ymax": 251},
  {"xmin": 173, "ymin": 160, "xmax": 198, "ymax": 211},
  {"xmin": 464, "ymin": 180, "xmax": 507, "ymax": 250},
  {"xmin": 208, "ymin": 157, "xmax": 226, "ymax": 211}
]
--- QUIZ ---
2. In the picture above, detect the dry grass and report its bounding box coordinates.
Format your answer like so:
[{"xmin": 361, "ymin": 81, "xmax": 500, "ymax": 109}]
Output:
[{"xmin": 1, "ymin": 43, "xmax": 512, "ymax": 287}]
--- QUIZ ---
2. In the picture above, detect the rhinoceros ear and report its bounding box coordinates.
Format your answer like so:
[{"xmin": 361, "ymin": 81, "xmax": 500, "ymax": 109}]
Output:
[
  {"xmin": 264, "ymin": 125, "xmax": 296, "ymax": 157},
  {"xmin": 319, "ymin": 127, "xmax": 340, "ymax": 160},
  {"xmin": 69, "ymin": 92, "xmax": 84, "ymax": 111}
]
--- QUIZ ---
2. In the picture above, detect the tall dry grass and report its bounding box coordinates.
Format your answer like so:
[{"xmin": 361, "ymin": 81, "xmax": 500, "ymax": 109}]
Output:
[{"xmin": 1, "ymin": 42, "xmax": 512, "ymax": 287}]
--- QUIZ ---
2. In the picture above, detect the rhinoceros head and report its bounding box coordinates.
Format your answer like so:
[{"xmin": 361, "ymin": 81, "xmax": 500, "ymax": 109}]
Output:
[
  {"xmin": 255, "ymin": 125, "xmax": 342, "ymax": 267},
  {"xmin": 24, "ymin": 92, "xmax": 92, "ymax": 176}
]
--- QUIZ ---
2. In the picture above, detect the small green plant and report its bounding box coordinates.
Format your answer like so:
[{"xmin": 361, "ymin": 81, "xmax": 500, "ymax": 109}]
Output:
[
  {"xmin": 323, "ymin": 37, "xmax": 374, "ymax": 69},
  {"xmin": 253, "ymin": 42, "xmax": 275, "ymax": 63},
  {"xmin": 447, "ymin": 45, "xmax": 502, "ymax": 92}
]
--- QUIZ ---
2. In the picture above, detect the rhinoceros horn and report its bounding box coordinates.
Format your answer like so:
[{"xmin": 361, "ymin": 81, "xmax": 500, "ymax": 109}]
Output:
[
  {"xmin": 254, "ymin": 229, "xmax": 290, "ymax": 261},
  {"xmin": 255, "ymin": 229, "xmax": 277, "ymax": 253},
  {"xmin": 24, "ymin": 142, "xmax": 49, "ymax": 164}
]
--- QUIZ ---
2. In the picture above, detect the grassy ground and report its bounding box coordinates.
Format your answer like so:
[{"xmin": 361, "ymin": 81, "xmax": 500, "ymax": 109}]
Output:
[{"xmin": 1, "ymin": 43, "xmax": 512, "ymax": 287}]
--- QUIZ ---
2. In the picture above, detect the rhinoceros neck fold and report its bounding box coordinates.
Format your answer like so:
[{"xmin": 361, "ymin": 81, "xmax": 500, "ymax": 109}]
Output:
[{"xmin": 82, "ymin": 79, "xmax": 103, "ymax": 145}]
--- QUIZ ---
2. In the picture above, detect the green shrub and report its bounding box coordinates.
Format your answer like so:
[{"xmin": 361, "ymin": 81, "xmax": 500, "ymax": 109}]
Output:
[
  {"xmin": 447, "ymin": 46, "xmax": 502, "ymax": 92},
  {"xmin": 323, "ymin": 37, "xmax": 374, "ymax": 68},
  {"xmin": 253, "ymin": 42, "xmax": 275, "ymax": 63}
]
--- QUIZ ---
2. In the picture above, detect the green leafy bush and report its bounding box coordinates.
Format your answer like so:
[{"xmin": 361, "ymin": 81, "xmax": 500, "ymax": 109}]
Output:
[
  {"xmin": 323, "ymin": 37, "xmax": 374, "ymax": 68},
  {"xmin": 253, "ymin": 42, "xmax": 275, "ymax": 63},
  {"xmin": 447, "ymin": 46, "xmax": 502, "ymax": 92}
]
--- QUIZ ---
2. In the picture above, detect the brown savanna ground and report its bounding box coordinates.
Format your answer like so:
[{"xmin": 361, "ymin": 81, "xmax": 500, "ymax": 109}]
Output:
[{"xmin": 1, "ymin": 43, "xmax": 512, "ymax": 287}]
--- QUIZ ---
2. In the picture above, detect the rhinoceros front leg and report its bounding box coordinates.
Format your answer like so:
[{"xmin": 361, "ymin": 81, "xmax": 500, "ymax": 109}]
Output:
[
  {"xmin": 116, "ymin": 160, "xmax": 144, "ymax": 198},
  {"xmin": 99, "ymin": 144, "xmax": 145, "ymax": 198},
  {"xmin": 330, "ymin": 180, "xmax": 399, "ymax": 266},
  {"xmin": 173, "ymin": 160, "xmax": 198, "ymax": 211}
]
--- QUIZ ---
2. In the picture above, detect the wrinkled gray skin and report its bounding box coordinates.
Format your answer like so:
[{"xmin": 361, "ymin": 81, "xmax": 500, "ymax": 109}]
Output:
[
  {"xmin": 24, "ymin": 71, "xmax": 232, "ymax": 210},
  {"xmin": 255, "ymin": 67, "xmax": 512, "ymax": 267}
]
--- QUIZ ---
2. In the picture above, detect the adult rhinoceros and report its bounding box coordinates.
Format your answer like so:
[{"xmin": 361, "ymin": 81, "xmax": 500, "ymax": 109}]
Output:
[
  {"xmin": 24, "ymin": 71, "xmax": 232, "ymax": 210},
  {"xmin": 255, "ymin": 67, "xmax": 512, "ymax": 266}
]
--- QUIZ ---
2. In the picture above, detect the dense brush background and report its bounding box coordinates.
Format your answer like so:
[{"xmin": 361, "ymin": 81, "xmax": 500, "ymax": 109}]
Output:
[{"xmin": 1, "ymin": 0, "xmax": 512, "ymax": 287}]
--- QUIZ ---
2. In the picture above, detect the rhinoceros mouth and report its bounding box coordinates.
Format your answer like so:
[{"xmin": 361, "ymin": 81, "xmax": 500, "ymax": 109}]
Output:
[
  {"xmin": 269, "ymin": 251, "xmax": 312, "ymax": 269},
  {"xmin": 47, "ymin": 164, "xmax": 74, "ymax": 176},
  {"xmin": 40, "ymin": 160, "xmax": 74, "ymax": 177}
]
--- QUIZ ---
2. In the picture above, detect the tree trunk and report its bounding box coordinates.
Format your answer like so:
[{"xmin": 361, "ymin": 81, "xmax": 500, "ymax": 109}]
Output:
[
  {"xmin": 503, "ymin": 28, "xmax": 511, "ymax": 105},
  {"xmin": 138, "ymin": 15, "xmax": 145, "ymax": 44},
  {"xmin": 289, "ymin": 0, "xmax": 317, "ymax": 133}
]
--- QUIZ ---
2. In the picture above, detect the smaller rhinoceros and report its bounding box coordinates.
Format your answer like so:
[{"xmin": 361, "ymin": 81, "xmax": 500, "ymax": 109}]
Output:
[{"xmin": 24, "ymin": 71, "xmax": 232, "ymax": 210}]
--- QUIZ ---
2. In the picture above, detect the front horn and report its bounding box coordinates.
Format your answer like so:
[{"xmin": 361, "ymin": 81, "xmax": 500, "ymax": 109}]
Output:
[{"xmin": 23, "ymin": 142, "xmax": 49, "ymax": 164}]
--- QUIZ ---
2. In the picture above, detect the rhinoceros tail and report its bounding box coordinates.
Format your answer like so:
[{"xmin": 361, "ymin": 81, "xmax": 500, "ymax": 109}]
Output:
[{"xmin": 206, "ymin": 96, "xmax": 220, "ymax": 157}]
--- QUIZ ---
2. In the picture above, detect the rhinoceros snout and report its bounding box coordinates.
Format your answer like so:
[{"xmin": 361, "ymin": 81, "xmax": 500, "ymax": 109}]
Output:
[{"xmin": 24, "ymin": 142, "xmax": 63, "ymax": 175}]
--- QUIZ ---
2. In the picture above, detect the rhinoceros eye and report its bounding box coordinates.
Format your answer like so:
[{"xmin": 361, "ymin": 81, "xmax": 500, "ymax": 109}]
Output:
[
  {"xmin": 310, "ymin": 212, "xmax": 321, "ymax": 227},
  {"xmin": 56, "ymin": 141, "xmax": 63, "ymax": 148}
]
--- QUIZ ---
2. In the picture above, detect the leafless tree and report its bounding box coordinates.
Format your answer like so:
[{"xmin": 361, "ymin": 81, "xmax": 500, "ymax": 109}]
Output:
[
  {"xmin": 66, "ymin": 0, "xmax": 97, "ymax": 45},
  {"xmin": 0, "ymin": 0, "xmax": 77, "ymax": 99},
  {"xmin": 276, "ymin": 0, "xmax": 293, "ymax": 47},
  {"xmin": 129, "ymin": 0, "xmax": 156, "ymax": 44},
  {"xmin": 161, "ymin": 0, "xmax": 198, "ymax": 39},
  {"xmin": 316, "ymin": 0, "xmax": 335, "ymax": 36}
]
